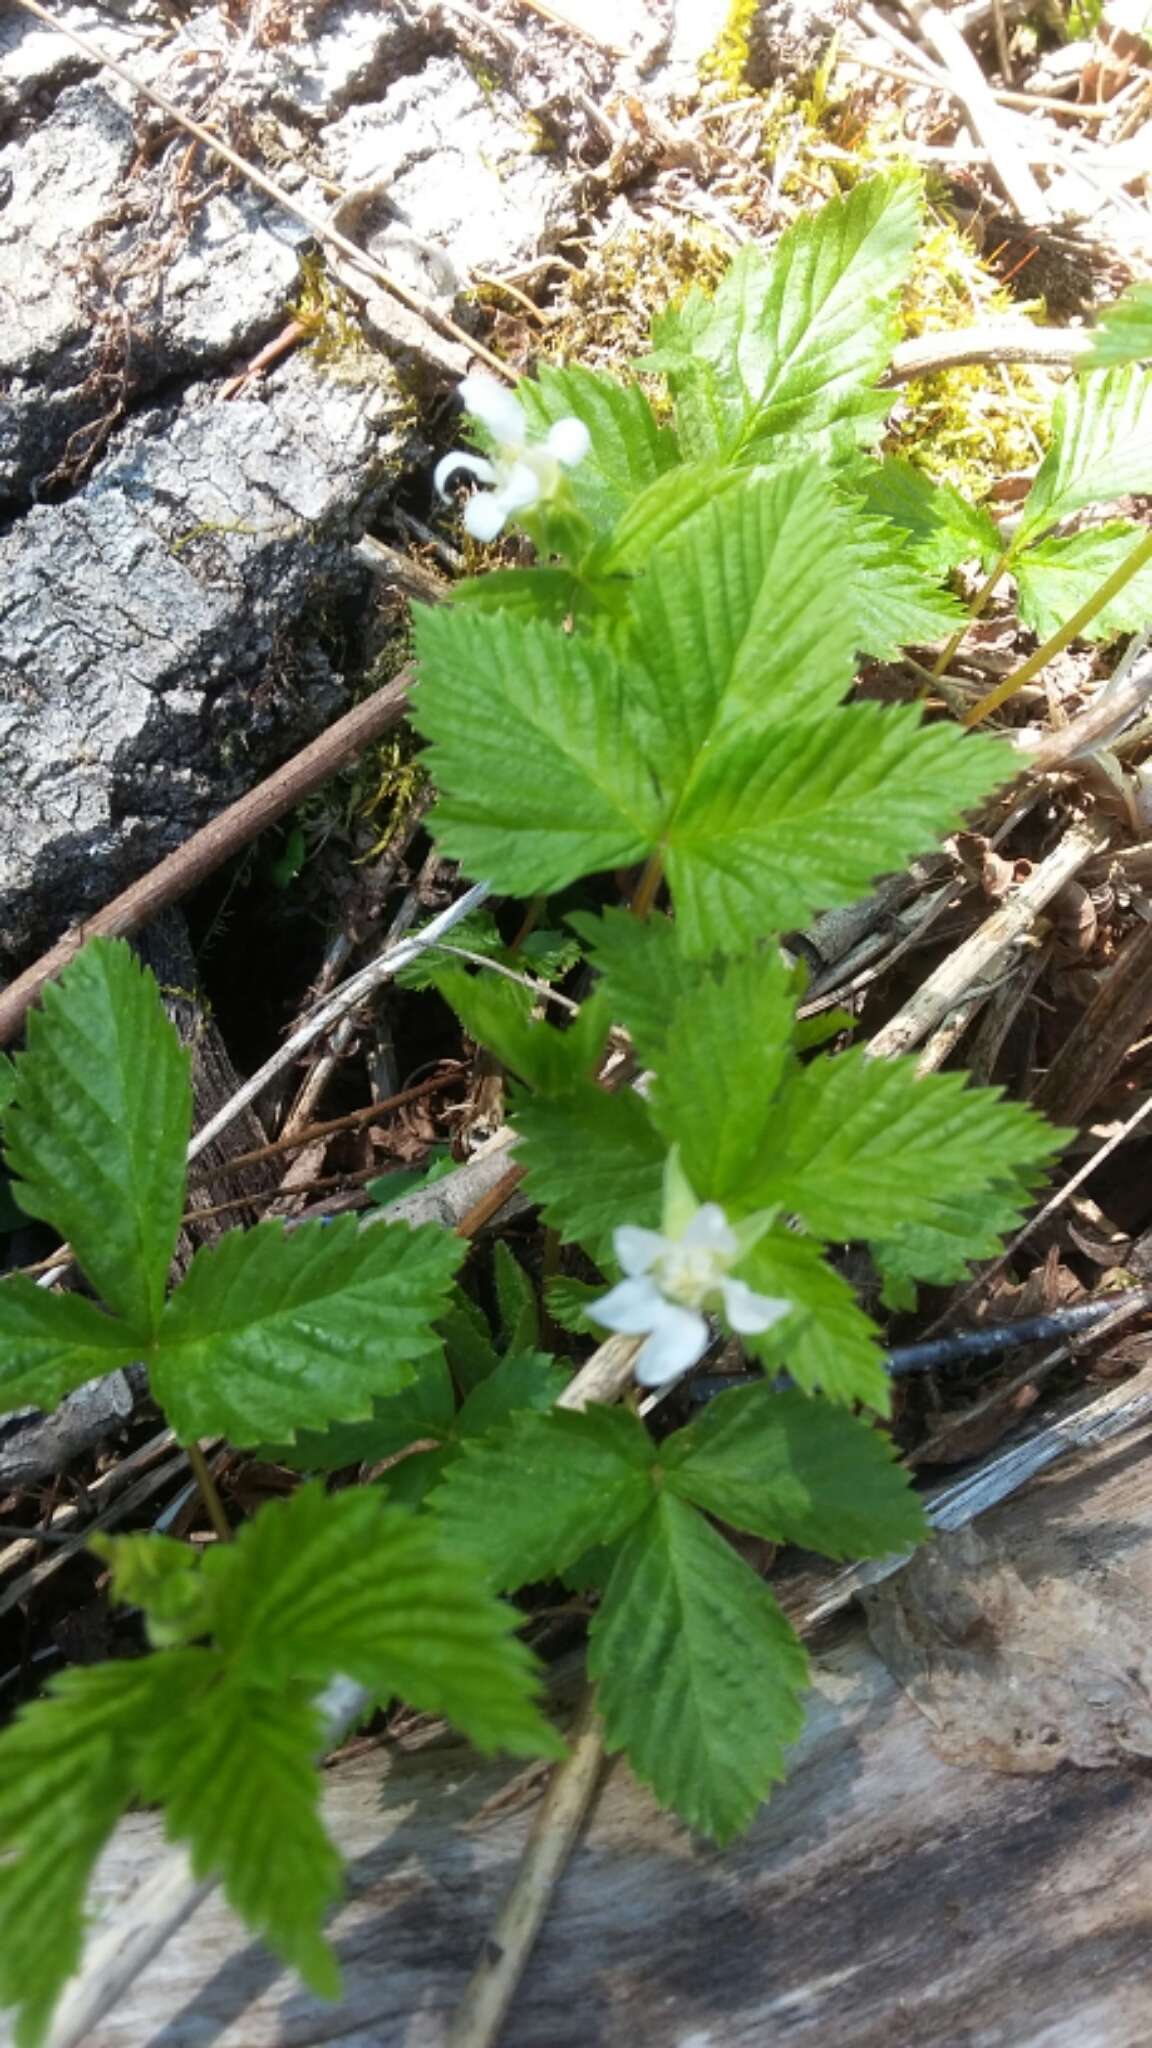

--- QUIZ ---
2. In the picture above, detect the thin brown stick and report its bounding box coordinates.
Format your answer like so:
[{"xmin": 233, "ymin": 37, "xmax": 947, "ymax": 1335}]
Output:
[
  {"xmin": 1031, "ymin": 918, "xmax": 1152, "ymax": 1126},
  {"xmin": 446, "ymin": 1687, "xmax": 606, "ymax": 2048},
  {"xmin": 194, "ymin": 1074, "xmax": 456, "ymax": 1180},
  {"xmin": 185, "ymin": 1445, "xmax": 231, "ymax": 1543},
  {"xmin": 10, "ymin": 0, "xmax": 508, "ymax": 378},
  {"xmin": 896, "ymin": 0, "xmax": 1050, "ymax": 219},
  {"xmin": 884, "ymin": 324, "xmax": 1093, "ymax": 384},
  {"xmin": 0, "ymin": 673, "xmax": 411, "ymax": 1046}
]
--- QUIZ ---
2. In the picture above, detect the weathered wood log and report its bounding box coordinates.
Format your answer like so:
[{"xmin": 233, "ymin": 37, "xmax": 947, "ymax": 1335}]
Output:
[{"xmin": 68, "ymin": 1414, "xmax": 1152, "ymax": 2048}]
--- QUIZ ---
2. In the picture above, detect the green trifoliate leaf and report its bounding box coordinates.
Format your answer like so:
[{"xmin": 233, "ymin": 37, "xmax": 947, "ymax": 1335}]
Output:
[
  {"xmin": 518, "ymin": 364, "xmax": 679, "ymax": 531},
  {"xmin": 662, "ymin": 1384, "xmax": 926, "ymax": 1557},
  {"xmin": 3, "ymin": 939, "xmax": 190, "ymax": 1337},
  {"xmin": 645, "ymin": 170, "xmax": 922, "ymax": 461},
  {"xmin": 1084, "ymin": 282, "xmax": 1152, "ymax": 368},
  {"xmin": 589, "ymin": 1494, "xmax": 809, "ymax": 1841},
  {"xmin": 134, "ymin": 1672, "xmax": 342, "ymax": 1998},
  {"xmin": 1015, "ymin": 521, "xmax": 1152, "ymax": 641},
  {"xmin": 744, "ymin": 1049, "xmax": 1063, "ymax": 1242},
  {"xmin": 0, "ymin": 1276, "xmax": 142, "ymax": 1413},
  {"xmin": 0, "ymin": 1655, "xmax": 183, "ymax": 2048},
  {"xmin": 664, "ymin": 703, "xmax": 1011, "ymax": 956},
  {"xmin": 737, "ymin": 1229, "xmax": 890, "ymax": 1410},
  {"xmin": 153, "ymin": 1215, "xmax": 461, "ymax": 1445},
  {"xmin": 430, "ymin": 1405, "xmax": 655, "ymax": 1589},
  {"xmin": 205, "ymin": 1483, "xmax": 560, "ymax": 1757},
  {"xmin": 1017, "ymin": 367, "xmax": 1152, "ymax": 545},
  {"xmin": 648, "ymin": 948, "xmax": 796, "ymax": 1204},
  {"xmin": 858, "ymin": 458, "xmax": 1004, "ymax": 577},
  {"xmin": 513, "ymin": 1084, "xmax": 665, "ymax": 1265},
  {"xmin": 413, "ymin": 605, "xmax": 662, "ymax": 897}
]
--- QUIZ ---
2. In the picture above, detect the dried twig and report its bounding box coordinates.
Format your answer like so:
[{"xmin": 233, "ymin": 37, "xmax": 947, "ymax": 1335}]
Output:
[
  {"xmin": 894, "ymin": 0, "xmax": 1050, "ymax": 220},
  {"xmin": 884, "ymin": 324, "xmax": 1093, "ymax": 384},
  {"xmin": 867, "ymin": 820, "xmax": 1111, "ymax": 1060}
]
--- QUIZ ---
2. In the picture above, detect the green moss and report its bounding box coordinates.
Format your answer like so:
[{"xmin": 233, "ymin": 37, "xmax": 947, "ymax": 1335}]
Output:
[
  {"xmin": 537, "ymin": 223, "xmax": 731, "ymax": 377},
  {"xmin": 699, "ymin": 0, "xmax": 759, "ymax": 92},
  {"xmin": 290, "ymin": 250, "xmax": 373, "ymax": 369}
]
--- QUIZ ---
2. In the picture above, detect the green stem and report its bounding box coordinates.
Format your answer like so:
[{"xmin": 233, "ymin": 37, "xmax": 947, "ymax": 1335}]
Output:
[
  {"xmin": 187, "ymin": 1443, "xmax": 232, "ymax": 1542},
  {"xmin": 965, "ymin": 524, "xmax": 1152, "ymax": 728},
  {"xmin": 630, "ymin": 849, "xmax": 666, "ymax": 921},
  {"xmin": 929, "ymin": 546, "xmax": 1015, "ymax": 685}
]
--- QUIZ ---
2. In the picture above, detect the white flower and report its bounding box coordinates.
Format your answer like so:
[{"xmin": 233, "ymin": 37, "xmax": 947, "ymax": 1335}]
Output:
[
  {"xmin": 433, "ymin": 371, "xmax": 590, "ymax": 540},
  {"xmin": 590, "ymin": 1201, "xmax": 791, "ymax": 1388}
]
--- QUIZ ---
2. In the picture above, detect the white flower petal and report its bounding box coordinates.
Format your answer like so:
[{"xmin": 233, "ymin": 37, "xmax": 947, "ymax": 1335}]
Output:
[
  {"xmin": 720, "ymin": 1277, "xmax": 792, "ymax": 1335},
  {"xmin": 545, "ymin": 416, "xmax": 591, "ymax": 467},
  {"xmin": 588, "ymin": 1274, "xmax": 666, "ymax": 1335},
  {"xmin": 634, "ymin": 1303, "xmax": 710, "ymax": 1386},
  {"xmin": 433, "ymin": 450, "xmax": 496, "ymax": 500},
  {"xmin": 460, "ymin": 371, "xmax": 526, "ymax": 447},
  {"xmin": 497, "ymin": 460, "xmax": 543, "ymax": 514},
  {"xmin": 614, "ymin": 1224, "xmax": 668, "ymax": 1278},
  {"xmin": 682, "ymin": 1203, "xmax": 738, "ymax": 1258},
  {"xmin": 462, "ymin": 491, "xmax": 508, "ymax": 542}
]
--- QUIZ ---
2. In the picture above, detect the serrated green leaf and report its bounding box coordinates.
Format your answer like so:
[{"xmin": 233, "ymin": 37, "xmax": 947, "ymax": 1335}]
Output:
[
  {"xmin": 519, "ymin": 364, "xmax": 679, "ymax": 530},
  {"xmin": 430, "ymin": 964, "xmax": 608, "ymax": 1097},
  {"xmin": 589, "ymin": 1494, "xmax": 808, "ymax": 1840},
  {"xmin": 430, "ymin": 1404, "xmax": 654, "ymax": 1589},
  {"xmin": 592, "ymin": 460, "xmax": 746, "ymax": 576},
  {"xmin": 0, "ymin": 1655, "xmax": 182, "ymax": 2048},
  {"xmin": 665, "ymin": 706, "xmax": 1012, "ymax": 956},
  {"xmin": 440, "ymin": 1285, "xmax": 503, "ymax": 1394},
  {"xmin": 872, "ymin": 1172, "xmax": 1044, "ymax": 1310},
  {"xmin": 737, "ymin": 1230, "xmax": 889, "ymax": 1409},
  {"xmin": 662, "ymin": 1384, "xmax": 926, "ymax": 1557},
  {"xmin": 0, "ymin": 1275, "xmax": 142, "ymax": 1413},
  {"xmin": 513, "ymin": 1084, "xmax": 665, "ymax": 1265},
  {"xmin": 1015, "ymin": 521, "xmax": 1152, "ymax": 640},
  {"xmin": 1085, "ymin": 282, "xmax": 1152, "ymax": 368},
  {"xmin": 449, "ymin": 566, "xmax": 614, "ymax": 626},
  {"xmin": 134, "ymin": 1672, "xmax": 342, "ymax": 1997},
  {"xmin": 413, "ymin": 605, "xmax": 662, "ymax": 897},
  {"xmin": 3, "ymin": 940, "xmax": 191, "ymax": 1337},
  {"xmin": 745, "ymin": 1049, "xmax": 1063, "ymax": 1241},
  {"xmin": 492, "ymin": 1240, "xmax": 538, "ymax": 1351},
  {"xmin": 206, "ymin": 1483, "xmax": 560, "ymax": 1756},
  {"xmin": 858, "ymin": 458, "xmax": 1004, "ymax": 576},
  {"xmin": 259, "ymin": 1347, "xmax": 457, "ymax": 1473},
  {"xmin": 396, "ymin": 909, "xmax": 504, "ymax": 990},
  {"xmin": 648, "ymin": 949, "xmax": 796, "ymax": 1203},
  {"xmin": 645, "ymin": 170, "xmax": 922, "ymax": 461},
  {"xmin": 0, "ymin": 1055, "xmax": 16, "ymax": 1122},
  {"xmin": 454, "ymin": 1348, "xmax": 571, "ymax": 1437},
  {"xmin": 153, "ymin": 1216, "xmax": 461, "ymax": 1445},
  {"xmin": 842, "ymin": 513, "xmax": 965, "ymax": 656},
  {"xmin": 1017, "ymin": 367, "xmax": 1152, "ymax": 544},
  {"xmin": 544, "ymin": 1274, "xmax": 605, "ymax": 1334}
]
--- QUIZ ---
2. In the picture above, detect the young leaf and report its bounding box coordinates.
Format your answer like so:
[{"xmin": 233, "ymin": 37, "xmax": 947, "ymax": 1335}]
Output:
[
  {"xmin": 153, "ymin": 1216, "xmax": 461, "ymax": 1445},
  {"xmin": 440, "ymin": 1284, "xmax": 504, "ymax": 1394},
  {"xmin": 664, "ymin": 703, "xmax": 1011, "ymax": 956},
  {"xmin": 430, "ymin": 964, "xmax": 608, "ymax": 1096},
  {"xmin": 589, "ymin": 1494, "xmax": 809, "ymax": 1841},
  {"xmin": 0, "ymin": 1655, "xmax": 181, "ymax": 2048},
  {"xmin": 448, "ymin": 566, "xmax": 614, "ymax": 627},
  {"xmin": 1084, "ymin": 282, "xmax": 1152, "ymax": 369},
  {"xmin": 648, "ymin": 949, "xmax": 797, "ymax": 1203},
  {"xmin": 743, "ymin": 1049, "xmax": 1063, "ymax": 1241},
  {"xmin": 492, "ymin": 1240, "xmax": 539, "ymax": 1352},
  {"xmin": 513, "ymin": 1085, "xmax": 665, "ymax": 1265},
  {"xmin": 429, "ymin": 1405, "xmax": 655, "ymax": 1589},
  {"xmin": 92, "ymin": 1530, "xmax": 215, "ymax": 1647},
  {"xmin": 206, "ymin": 1483, "xmax": 561, "ymax": 1757},
  {"xmin": 871, "ymin": 1172, "xmax": 1043, "ymax": 1310},
  {"xmin": 857, "ymin": 458, "xmax": 1004, "ymax": 576},
  {"xmin": 0, "ymin": 1276, "xmax": 143, "ymax": 1414},
  {"xmin": 1016, "ymin": 366, "xmax": 1152, "ymax": 545},
  {"xmin": 662, "ymin": 1384, "xmax": 926, "ymax": 1558},
  {"xmin": 840, "ymin": 513, "xmax": 965, "ymax": 656},
  {"xmin": 413, "ymin": 605, "xmax": 663, "ymax": 897},
  {"xmin": 645, "ymin": 170, "xmax": 922, "ymax": 460},
  {"xmin": 3, "ymin": 939, "xmax": 191, "ymax": 1337},
  {"xmin": 569, "ymin": 908, "xmax": 703, "ymax": 1067},
  {"xmin": 133, "ymin": 1674, "xmax": 343, "ymax": 1998},
  {"xmin": 453, "ymin": 1349, "xmax": 570, "ymax": 1436},
  {"xmin": 736, "ymin": 1229, "xmax": 890, "ymax": 1410},
  {"xmin": 1014, "ymin": 521, "xmax": 1152, "ymax": 641},
  {"xmin": 518, "ymin": 363, "xmax": 679, "ymax": 530}
]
